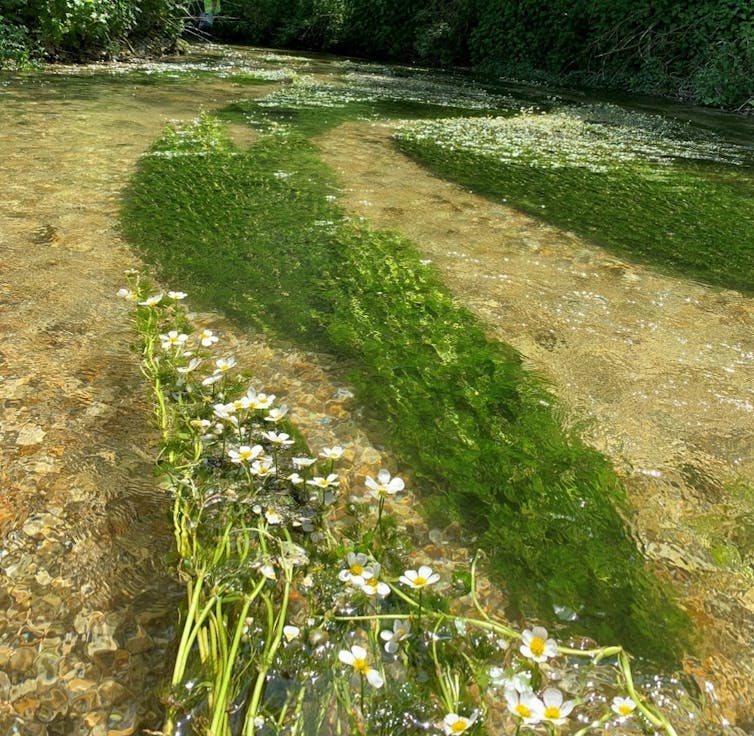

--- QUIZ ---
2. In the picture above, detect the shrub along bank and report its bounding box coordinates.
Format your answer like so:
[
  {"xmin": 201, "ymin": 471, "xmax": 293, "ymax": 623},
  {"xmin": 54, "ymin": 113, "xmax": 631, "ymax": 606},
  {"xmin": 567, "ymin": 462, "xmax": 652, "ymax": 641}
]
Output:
[
  {"xmin": 121, "ymin": 113, "xmax": 691, "ymax": 664},
  {"xmin": 209, "ymin": 0, "xmax": 754, "ymax": 110}
]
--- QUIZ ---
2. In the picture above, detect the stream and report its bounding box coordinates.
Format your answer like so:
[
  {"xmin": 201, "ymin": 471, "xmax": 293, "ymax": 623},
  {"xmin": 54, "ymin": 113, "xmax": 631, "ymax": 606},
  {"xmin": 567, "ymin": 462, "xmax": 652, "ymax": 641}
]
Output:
[{"xmin": 1, "ymin": 44, "xmax": 753, "ymax": 734}]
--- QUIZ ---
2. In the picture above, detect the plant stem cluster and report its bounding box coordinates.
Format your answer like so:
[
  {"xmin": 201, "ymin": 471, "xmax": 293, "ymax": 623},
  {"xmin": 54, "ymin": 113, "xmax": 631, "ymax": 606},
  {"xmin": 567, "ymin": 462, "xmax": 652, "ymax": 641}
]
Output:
[{"xmin": 122, "ymin": 274, "xmax": 681, "ymax": 736}]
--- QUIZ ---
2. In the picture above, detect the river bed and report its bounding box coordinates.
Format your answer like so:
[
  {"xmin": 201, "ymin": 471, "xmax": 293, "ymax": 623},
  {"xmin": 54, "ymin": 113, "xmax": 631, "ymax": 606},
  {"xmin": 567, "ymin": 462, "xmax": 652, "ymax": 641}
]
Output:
[{"xmin": 1, "ymin": 44, "xmax": 753, "ymax": 734}]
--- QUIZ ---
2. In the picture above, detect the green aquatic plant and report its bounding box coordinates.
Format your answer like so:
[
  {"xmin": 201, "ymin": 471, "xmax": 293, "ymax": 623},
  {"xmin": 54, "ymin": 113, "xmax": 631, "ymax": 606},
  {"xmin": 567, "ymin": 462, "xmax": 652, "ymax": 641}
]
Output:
[
  {"xmin": 394, "ymin": 108, "xmax": 754, "ymax": 294},
  {"xmin": 121, "ymin": 276, "xmax": 686, "ymax": 735},
  {"xmin": 121, "ymin": 114, "xmax": 691, "ymax": 663}
]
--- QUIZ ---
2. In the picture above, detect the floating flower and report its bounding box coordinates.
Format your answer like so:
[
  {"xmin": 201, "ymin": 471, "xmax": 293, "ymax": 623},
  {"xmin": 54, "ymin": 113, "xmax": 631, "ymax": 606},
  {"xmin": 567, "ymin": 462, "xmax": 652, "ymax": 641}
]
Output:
[
  {"xmin": 251, "ymin": 458, "xmax": 275, "ymax": 478},
  {"xmin": 228, "ymin": 445, "xmax": 264, "ymax": 464},
  {"xmin": 541, "ymin": 688, "xmax": 575, "ymax": 726},
  {"xmin": 199, "ymin": 328, "xmax": 219, "ymax": 347},
  {"xmin": 265, "ymin": 406, "xmax": 288, "ymax": 423},
  {"xmin": 611, "ymin": 696, "xmax": 637, "ymax": 717},
  {"xmin": 262, "ymin": 431, "xmax": 295, "ymax": 447},
  {"xmin": 160, "ymin": 330, "xmax": 189, "ymax": 350},
  {"xmin": 442, "ymin": 712, "xmax": 477, "ymax": 735},
  {"xmin": 245, "ymin": 388, "xmax": 276, "ymax": 409},
  {"xmin": 380, "ymin": 619, "xmax": 411, "ymax": 653},
  {"xmin": 365, "ymin": 468, "xmax": 405, "ymax": 499},
  {"xmin": 139, "ymin": 292, "xmax": 163, "ymax": 306},
  {"xmin": 168, "ymin": 290, "xmax": 187, "ymax": 300},
  {"xmin": 489, "ymin": 668, "xmax": 531, "ymax": 693},
  {"xmin": 283, "ymin": 625, "xmax": 300, "ymax": 642},
  {"xmin": 338, "ymin": 552, "xmax": 373, "ymax": 587},
  {"xmin": 360, "ymin": 563, "xmax": 391, "ymax": 598},
  {"xmin": 215, "ymin": 357, "xmax": 236, "ymax": 373},
  {"xmin": 189, "ymin": 418, "xmax": 212, "ymax": 431},
  {"xmin": 201, "ymin": 372, "xmax": 223, "ymax": 387},
  {"xmin": 264, "ymin": 508, "xmax": 284, "ymax": 525},
  {"xmin": 306, "ymin": 474, "xmax": 340, "ymax": 489},
  {"xmin": 519, "ymin": 626, "xmax": 558, "ymax": 663},
  {"xmin": 319, "ymin": 446, "xmax": 343, "ymax": 460},
  {"xmin": 399, "ymin": 565, "xmax": 440, "ymax": 589},
  {"xmin": 505, "ymin": 690, "xmax": 544, "ymax": 725},
  {"xmin": 338, "ymin": 645, "xmax": 383, "ymax": 688},
  {"xmin": 117, "ymin": 288, "xmax": 138, "ymax": 301},
  {"xmin": 177, "ymin": 357, "xmax": 202, "ymax": 374}
]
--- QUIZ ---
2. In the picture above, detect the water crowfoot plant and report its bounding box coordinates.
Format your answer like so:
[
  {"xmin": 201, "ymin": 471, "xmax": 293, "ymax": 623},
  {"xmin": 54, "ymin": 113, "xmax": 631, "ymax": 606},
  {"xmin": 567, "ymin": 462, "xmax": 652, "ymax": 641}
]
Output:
[{"xmin": 121, "ymin": 279, "xmax": 687, "ymax": 735}]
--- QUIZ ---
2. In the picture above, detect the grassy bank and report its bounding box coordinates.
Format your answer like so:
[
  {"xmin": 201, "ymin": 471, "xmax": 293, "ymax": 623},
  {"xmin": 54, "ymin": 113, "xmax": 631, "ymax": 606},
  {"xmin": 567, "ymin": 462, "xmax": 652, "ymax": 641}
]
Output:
[{"xmin": 120, "ymin": 113, "xmax": 690, "ymax": 663}]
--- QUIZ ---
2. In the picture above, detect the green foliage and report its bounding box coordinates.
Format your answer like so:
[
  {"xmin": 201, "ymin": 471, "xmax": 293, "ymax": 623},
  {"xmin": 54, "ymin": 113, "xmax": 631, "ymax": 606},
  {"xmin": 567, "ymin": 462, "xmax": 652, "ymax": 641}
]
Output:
[
  {"xmin": 470, "ymin": 0, "xmax": 754, "ymax": 108},
  {"xmin": 0, "ymin": 0, "xmax": 184, "ymax": 61},
  {"xmin": 121, "ymin": 116, "xmax": 691, "ymax": 663},
  {"xmin": 394, "ymin": 131, "xmax": 754, "ymax": 295},
  {"xmin": 0, "ymin": 14, "xmax": 38, "ymax": 68},
  {"xmin": 209, "ymin": 0, "xmax": 753, "ymax": 108}
]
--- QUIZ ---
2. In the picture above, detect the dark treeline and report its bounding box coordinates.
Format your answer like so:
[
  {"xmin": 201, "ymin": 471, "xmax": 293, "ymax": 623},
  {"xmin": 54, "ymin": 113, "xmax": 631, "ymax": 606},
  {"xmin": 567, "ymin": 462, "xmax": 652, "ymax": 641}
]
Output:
[
  {"xmin": 215, "ymin": 0, "xmax": 753, "ymax": 110},
  {"xmin": 1, "ymin": 1, "xmax": 751, "ymax": 107}
]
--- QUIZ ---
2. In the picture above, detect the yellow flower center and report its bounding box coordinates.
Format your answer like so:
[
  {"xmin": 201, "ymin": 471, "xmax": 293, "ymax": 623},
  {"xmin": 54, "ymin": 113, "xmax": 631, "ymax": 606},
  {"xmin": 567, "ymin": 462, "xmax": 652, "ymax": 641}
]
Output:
[
  {"xmin": 529, "ymin": 636, "xmax": 546, "ymax": 657},
  {"xmin": 515, "ymin": 704, "xmax": 531, "ymax": 718},
  {"xmin": 413, "ymin": 576, "xmax": 427, "ymax": 586},
  {"xmin": 353, "ymin": 658, "xmax": 370, "ymax": 675},
  {"xmin": 544, "ymin": 706, "xmax": 561, "ymax": 719},
  {"xmin": 450, "ymin": 721, "xmax": 467, "ymax": 733},
  {"xmin": 350, "ymin": 563, "xmax": 364, "ymax": 575},
  {"xmin": 618, "ymin": 705, "xmax": 633, "ymax": 716}
]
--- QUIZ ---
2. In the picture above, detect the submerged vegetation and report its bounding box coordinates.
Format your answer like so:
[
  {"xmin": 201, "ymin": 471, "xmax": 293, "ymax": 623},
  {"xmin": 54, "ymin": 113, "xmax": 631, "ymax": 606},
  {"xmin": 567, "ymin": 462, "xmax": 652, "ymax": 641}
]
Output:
[
  {"xmin": 122, "ymin": 278, "xmax": 687, "ymax": 735},
  {"xmin": 121, "ymin": 110, "xmax": 692, "ymax": 662},
  {"xmin": 394, "ymin": 107, "xmax": 754, "ymax": 294}
]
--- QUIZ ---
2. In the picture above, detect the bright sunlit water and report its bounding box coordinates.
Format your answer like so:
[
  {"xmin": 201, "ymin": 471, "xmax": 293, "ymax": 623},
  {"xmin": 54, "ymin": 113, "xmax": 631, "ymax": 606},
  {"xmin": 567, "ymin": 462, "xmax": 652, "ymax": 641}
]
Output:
[{"xmin": 1, "ymin": 44, "xmax": 753, "ymax": 734}]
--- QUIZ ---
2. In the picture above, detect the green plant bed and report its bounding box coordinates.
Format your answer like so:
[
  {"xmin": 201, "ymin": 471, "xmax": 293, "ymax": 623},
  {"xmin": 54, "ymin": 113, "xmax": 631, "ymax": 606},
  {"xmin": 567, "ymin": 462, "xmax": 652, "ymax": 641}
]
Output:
[
  {"xmin": 121, "ymin": 115, "xmax": 690, "ymax": 664},
  {"xmin": 394, "ymin": 111, "xmax": 754, "ymax": 294}
]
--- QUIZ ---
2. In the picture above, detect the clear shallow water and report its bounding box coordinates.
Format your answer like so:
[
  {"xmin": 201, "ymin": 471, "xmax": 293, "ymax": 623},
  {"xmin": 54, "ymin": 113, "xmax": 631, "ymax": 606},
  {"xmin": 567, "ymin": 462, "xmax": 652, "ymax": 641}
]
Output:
[{"xmin": 1, "ymin": 44, "xmax": 753, "ymax": 734}]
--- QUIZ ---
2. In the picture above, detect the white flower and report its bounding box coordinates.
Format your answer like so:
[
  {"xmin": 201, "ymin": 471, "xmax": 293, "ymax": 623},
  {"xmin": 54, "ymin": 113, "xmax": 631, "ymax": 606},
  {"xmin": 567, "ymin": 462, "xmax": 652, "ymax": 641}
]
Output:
[
  {"xmin": 287, "ymin": 472, "xmax": 304, "ymax": 485},
  {"xmin": 541, "ymin": 687, "xmax": 575, "ymax": 726},
  {"xmin": 380, "ymin": 619, "xmax": 411, "ymax": 653},
  {"xmin": 245, "ymin": 388, "xmax": 276, "ymax": 409},
  {"xmin": 490, "ymin": 669, "xmax": 531, "ymax": 693},
  {"xmin": 215, "ymin": 357, "xmax": 236, "ymax": 373},
  {"xmin": 265, "ymin": 406, "xmax": 288, "ymax": 423},
  {"xmin": 117, "ymin": 288, "xmax": 138, "ymax": 301},
  {"xmin": 360, "ymin": 563, "xmax": 391, "ymax": 598},
  {"xmin": 505, "ymin": 690, "xmax": 544, "ymax": 725},
  {"xmin": 262, "ymin": 431, "xmax": 295, "ymax": 447},
  {"xmin": 228, "ymin": 445, "xmax": 264, "ymax": 464},
  {"xmin": 338, "ymin": 552, "xmax": 373, "ymax": 587},
  {"xmin": 319, "ymin": 445, "xmax": 343, "ymax": 460},
  {"xmin": 168, "ymin": 290, "xmax": 187, "ymax": 300},
  {"xmin": 283, "ymin": 625, "xmax": 300, "ymax": 642},
  {"xmin": 338, "ymin": 645, "xmax": 383, "ymax": 688},
  {"xmin": 264, "ymin": 508, "xmax": 284, "ymax": 525},
  {"xmin": 199, "ymin": 328, "xmax": 219, "ymax": 346},
  {"xmin": 259, "ymin": 564, "xmax": 276, "ymax": 580},
  {"xmin": 139, "ymin": 292, "xmax": 163, "ymax": 306},
  {"xmin": 306, "ymin": 474, "xmax": 339, "ymax": 489},
  {"xmin": 177, "ymin": 357, "xmax": 202, "ymax": 374},
  {"xmin": 442, "ymin": 712, "xmax": 477, "ymax": 735},
  {"xmin": 201, "ymin": 372, "xmax": 223, "ymax": 386},
  {"xmin": 519, "ymin": 626, "xmax": 558, "ymax": 663},
  {"xmin": 251, "ymin": 459, "xmax": 275, "ymax": 478},
  {"xmin": 160, "ymin": 330, "xmax": 189, "ymax": 350},
  {"xmin": 611, "ymin": 696, "xmax": 637, "ymax": 717},
  {"xmin": 399, "ymin": 565, "xmax": 439, "ymax": 589},
  {"xmin": 365, "ymin": 468, "xmax": 405, "ymax": 499},
  {"xmin": 292, "ymin": 456, "xmax": 316, "ymax": 469}
]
